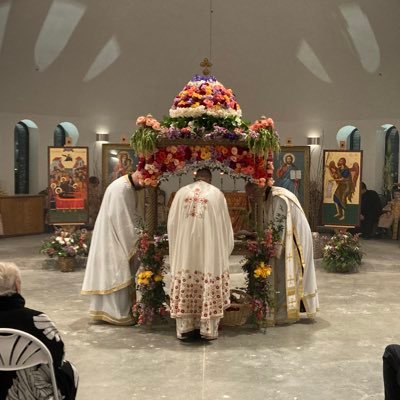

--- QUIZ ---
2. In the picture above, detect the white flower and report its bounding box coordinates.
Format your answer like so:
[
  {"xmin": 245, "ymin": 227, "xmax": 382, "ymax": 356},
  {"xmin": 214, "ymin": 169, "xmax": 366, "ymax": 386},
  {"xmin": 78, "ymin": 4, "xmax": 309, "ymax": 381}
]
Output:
[{"xmin": 169, "ymin": 106, "xmax": 242, "ymax": 119}]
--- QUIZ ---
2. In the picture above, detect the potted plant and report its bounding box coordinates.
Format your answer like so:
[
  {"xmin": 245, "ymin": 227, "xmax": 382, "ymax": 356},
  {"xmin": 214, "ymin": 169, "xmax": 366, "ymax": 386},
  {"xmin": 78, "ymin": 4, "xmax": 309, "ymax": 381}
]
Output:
[
  {"xmin": 321, "ymin": 231, "xmax": 362, "ymax": 273},
  {"xmin": 40, "ymin": 228, "xmax": 91, "ymax": 272}
]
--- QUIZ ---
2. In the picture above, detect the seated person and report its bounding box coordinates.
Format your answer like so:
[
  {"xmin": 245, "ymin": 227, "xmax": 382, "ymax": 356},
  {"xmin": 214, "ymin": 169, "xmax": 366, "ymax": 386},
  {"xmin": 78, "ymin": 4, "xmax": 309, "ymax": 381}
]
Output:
[
  {"xmin": 359, "ymin": 182, "xmax": 382, "ymax": 239},
  {"xmin": 383, "ymin": 344, "xmax": 400, "ymax": 399},
  {"xmin": 379, "ymin": 190, "xmax": 400, "ymax": 239},
  {"xmin": 0, "ymin": 262, "xmax": 78, "ymax": 400}
]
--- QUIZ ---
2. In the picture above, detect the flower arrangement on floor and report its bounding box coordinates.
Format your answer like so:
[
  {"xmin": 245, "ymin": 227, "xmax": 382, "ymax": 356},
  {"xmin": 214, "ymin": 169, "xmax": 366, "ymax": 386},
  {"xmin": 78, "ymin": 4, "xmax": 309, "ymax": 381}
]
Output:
[
  {"xmin": 321, "ymin": 231, "xmax": 362, "ymax": 273},
  {"xmin": 40, "ymin": 228, "xmax": 91, "ymax": 258},
  {"xmin": 130, "ymin": 74, "xmax": 280, "ymax": 187},
  {"xmin": 132, "ymin": 231, "xmax": 169, "ymax": 326},
  {"xmin": 241, "ymin": 216, "xmax": 284, "ymax": 326}
]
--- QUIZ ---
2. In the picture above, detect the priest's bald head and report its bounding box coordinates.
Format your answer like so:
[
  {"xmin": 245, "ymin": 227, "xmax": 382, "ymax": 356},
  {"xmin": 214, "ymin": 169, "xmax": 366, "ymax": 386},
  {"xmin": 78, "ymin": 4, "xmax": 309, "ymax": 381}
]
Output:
[{"xmin": 194, "ymin": 167, "xmax": 212, "ymax": 184}]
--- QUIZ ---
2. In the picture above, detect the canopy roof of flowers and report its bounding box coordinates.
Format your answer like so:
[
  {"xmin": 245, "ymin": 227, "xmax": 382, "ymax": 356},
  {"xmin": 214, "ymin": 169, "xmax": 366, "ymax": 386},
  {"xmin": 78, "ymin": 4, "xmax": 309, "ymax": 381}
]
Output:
[{"xmin": 130, "ymin": 74, "xmax": 280, "ymax": 186}]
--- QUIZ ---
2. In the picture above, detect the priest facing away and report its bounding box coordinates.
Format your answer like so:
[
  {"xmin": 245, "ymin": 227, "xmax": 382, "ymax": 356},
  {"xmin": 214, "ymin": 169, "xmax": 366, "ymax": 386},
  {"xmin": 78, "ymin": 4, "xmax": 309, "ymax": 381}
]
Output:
[
  {"xmin": 81, "ymin": 171, "xmax": 145, "ymax": 325},
  {"xmin": 167, "ymin": 167, "xmax": 234, "ymax": 340}
]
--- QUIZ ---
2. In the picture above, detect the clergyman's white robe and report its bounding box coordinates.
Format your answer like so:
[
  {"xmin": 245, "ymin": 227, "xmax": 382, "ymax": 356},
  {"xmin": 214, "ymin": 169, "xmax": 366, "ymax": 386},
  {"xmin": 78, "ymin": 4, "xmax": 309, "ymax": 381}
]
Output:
[
  {"xmin": 167, "ymin": 180, "xmax": 234, "ymax": 339},
  {"xmin": 265, "ymin": 186, "xmax": 319, "ymax": 324},
  {"xmin": 81, "ymin": 175, "xmax": 144, "ymax": 325}
]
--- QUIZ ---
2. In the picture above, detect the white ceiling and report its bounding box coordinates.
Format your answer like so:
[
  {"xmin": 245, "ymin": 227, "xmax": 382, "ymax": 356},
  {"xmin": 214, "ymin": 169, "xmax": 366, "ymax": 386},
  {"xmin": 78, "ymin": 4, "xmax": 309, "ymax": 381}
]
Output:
[{"xmin": 0, "ymin": 0, "xmax": 399, "ymax": 123}]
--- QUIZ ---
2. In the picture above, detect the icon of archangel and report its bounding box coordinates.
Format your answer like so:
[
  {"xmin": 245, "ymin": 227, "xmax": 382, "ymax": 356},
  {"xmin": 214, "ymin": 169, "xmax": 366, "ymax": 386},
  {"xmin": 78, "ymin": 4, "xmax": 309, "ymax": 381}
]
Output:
[{"xmin": 326, "ymin": 157, "xmax": 360, "ymax": 221}]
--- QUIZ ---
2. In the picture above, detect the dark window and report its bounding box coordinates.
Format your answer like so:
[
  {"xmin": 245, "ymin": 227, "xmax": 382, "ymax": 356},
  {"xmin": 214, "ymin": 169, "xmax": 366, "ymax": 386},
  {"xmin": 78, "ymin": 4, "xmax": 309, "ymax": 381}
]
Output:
[
  {"xmin": 383, "ymin": 126, "xmax": 399, "ymax": 197},
  {"xmin": 54, "ymin": 124, "xmax": 66, "ymax": 146},
  {"xmin": 349, "ymin": 128, "xmax": 361, "ymax": 150},
  {"xmin": 14, "ymin": 122, "xmax": 30, "ymax": 194}
]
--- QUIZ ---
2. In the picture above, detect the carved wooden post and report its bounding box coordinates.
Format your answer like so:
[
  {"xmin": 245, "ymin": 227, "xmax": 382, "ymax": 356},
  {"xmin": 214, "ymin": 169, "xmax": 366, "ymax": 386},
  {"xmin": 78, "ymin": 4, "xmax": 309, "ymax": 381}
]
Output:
[{"xmin": 145, "ymin": 186, "xmax": 158, "ymax": 236}]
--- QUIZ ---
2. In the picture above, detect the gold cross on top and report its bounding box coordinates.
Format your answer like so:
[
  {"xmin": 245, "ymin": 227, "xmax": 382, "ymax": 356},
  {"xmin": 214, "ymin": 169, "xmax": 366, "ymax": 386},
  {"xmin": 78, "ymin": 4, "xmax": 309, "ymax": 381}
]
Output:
[{"xmin": 200, "ymin": 57, "xmax": 213, "ymax": 76}]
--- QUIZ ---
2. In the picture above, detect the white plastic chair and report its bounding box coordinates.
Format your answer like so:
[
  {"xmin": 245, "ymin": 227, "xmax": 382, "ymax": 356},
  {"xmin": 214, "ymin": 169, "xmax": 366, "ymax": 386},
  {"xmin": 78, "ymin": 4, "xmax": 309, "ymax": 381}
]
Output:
[{"xmin": 0, "ymin": 328, "xmax": 60, "ymax": 400}]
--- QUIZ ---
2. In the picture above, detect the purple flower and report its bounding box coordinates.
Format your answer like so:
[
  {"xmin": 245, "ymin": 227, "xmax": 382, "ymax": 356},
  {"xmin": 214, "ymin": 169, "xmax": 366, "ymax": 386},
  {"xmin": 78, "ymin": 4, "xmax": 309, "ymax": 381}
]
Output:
[{"xmin": 191, "ymin": 74, "xmax": 216, "ymax": 82}]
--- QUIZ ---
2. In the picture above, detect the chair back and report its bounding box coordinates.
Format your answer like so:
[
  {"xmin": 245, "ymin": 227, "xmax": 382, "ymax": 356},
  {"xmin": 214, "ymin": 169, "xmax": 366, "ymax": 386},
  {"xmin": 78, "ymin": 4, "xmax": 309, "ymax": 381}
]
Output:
[{"xmin": 0, "ymin": 328, "xmax": 60, "ymax": 400}]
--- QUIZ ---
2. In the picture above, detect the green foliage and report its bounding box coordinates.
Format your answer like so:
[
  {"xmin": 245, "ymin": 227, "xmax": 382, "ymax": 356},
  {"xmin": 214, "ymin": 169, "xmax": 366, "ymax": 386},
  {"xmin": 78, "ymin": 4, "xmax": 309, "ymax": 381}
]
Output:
[
  {"xmin": 130, "ymin": 127, "xmax": 157, "ymax": 155},
  {"xmin": 162, "ymin": 115, "xmax": 249, "ymax": 132},
  {"xmin": 246, "ymin": 127, "xmax": 280, "ymax": 157}
]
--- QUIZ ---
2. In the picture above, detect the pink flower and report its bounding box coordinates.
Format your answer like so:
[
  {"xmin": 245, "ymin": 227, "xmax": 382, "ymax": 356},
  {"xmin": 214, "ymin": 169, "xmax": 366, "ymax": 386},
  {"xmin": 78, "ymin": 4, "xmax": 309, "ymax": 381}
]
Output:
[
  {"xmin": 136, "ymin": 116, "xmax": 146, "ymax": 126},
  {"xmin": 152, "ymin": 121, "xmax": 161, "ymax": 131}
]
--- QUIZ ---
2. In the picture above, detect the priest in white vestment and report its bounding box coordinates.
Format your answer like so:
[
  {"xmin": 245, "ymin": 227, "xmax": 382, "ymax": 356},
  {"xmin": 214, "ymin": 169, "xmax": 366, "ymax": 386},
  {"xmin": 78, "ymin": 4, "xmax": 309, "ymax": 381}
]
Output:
[
  {"xmin": 81, "ymin": 171, "xmax": 144, "ymax": 325},
  {"xmin": 264, "ymin": 186, "xmax": 319, "ymax": 324},
  {"xmin": 167, "ymin": 168, "xmax": 234, "ymax": 340}
]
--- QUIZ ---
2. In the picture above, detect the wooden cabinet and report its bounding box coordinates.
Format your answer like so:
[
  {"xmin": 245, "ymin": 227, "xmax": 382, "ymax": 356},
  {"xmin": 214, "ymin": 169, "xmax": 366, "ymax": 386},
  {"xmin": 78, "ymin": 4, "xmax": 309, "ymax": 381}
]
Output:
[{"xmin": 0, "ymin": 195, "xmax": 45, "ymax": 236}]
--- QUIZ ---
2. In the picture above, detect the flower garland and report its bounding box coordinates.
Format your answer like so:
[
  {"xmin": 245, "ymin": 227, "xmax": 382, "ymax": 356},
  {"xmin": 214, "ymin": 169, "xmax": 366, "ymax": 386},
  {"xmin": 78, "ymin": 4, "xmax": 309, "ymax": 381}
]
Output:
[
  {"xmin": 241, "ymin": 215, "xmax": 284, "ymax": 325},
  {"xmin": 132, "ymin": 231, "xmax": 169, "ymax": 325},
  {"xmin": 322, "ymin": 231, "xmax": 363, "ymax": 273},
  {"xmin": 135, "ymin": 144, "xmax": 274, "ymax": 187}
]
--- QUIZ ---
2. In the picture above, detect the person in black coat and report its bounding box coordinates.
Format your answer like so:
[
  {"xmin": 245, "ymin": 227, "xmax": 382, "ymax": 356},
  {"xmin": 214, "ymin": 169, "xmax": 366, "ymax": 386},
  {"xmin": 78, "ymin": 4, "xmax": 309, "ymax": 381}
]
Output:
[
  {"xmin": 360, "ymin": 182, "xmax": 382, "ymax": 238},
  {"xmin": 383, "ymin": 344, "xmax": 400, "ymax": 399},
  {"xmin": 0, "ymin": 262, "xmax": 78, "ymax": 400}
]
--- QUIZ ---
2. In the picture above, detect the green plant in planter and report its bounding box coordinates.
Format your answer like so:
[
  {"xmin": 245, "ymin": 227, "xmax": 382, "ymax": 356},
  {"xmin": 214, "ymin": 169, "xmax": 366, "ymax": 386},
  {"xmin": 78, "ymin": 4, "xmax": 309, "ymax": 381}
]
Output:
[{"xmin": 322, "ymin": 232, "xmax": 362, "ymax": 273}]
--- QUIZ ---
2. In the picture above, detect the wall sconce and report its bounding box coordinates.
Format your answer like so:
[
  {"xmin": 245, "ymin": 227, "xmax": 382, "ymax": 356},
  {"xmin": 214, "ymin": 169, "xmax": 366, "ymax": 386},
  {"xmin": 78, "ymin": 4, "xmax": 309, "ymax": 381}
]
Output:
[
  {"xmin": 307, "ymin": 137, "xmax": 320, "ymax": 145},
  {"xmin": 96, "ymin": 133, "xmax": 110, "ymax": 142}
]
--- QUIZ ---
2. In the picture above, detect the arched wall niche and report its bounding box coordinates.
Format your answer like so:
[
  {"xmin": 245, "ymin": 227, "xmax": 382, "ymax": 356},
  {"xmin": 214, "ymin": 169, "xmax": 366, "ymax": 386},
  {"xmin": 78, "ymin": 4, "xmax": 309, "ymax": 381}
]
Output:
[
  {"xmin": 336, "ymin": 125, "xmax": 361, "ymax": 150},
  {"xmin": 58, "ymin": 122, "xmax": 79, "ymax": 145}
]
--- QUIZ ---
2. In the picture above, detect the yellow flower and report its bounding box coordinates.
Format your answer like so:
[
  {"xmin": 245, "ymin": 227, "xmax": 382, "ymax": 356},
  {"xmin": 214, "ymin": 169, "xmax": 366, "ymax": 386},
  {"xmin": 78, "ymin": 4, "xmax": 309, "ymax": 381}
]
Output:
[
  {"xmin": 138, "ymin": 270, "xmax": 153, "ymax": 280},
  {"xmin": 154, "ymin": 274, "xmax": 163, "ymax": 282},
  {"xmin": 200, "ymin": 150, "xmax": 211, "ymax": 160},
  {"xmin": 254, "ymin": 262, "xmax": 272, "ymax": 279}
]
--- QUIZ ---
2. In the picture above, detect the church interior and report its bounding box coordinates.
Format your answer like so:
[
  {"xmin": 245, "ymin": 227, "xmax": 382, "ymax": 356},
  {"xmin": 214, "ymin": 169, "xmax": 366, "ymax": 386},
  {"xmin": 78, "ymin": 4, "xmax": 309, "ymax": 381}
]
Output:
[{"xmin": 1, "ymin": 1, "xmax": 400, "ymax": 399}]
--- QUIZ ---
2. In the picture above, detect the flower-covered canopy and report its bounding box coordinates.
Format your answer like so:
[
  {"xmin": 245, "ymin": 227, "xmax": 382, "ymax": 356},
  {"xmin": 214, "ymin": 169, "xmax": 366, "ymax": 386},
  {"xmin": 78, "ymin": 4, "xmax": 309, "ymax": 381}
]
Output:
[{"xmin": 131, "ymin": 74, "xmax": 280, "ymax": 186}]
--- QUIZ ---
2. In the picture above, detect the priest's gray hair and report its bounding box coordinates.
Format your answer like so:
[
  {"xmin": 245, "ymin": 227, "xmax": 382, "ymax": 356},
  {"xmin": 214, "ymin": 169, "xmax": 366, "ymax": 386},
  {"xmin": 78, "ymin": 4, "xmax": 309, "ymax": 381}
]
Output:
[{"xmin": 0, "ymin": 262, "xmax": 21, "ymax": 296}]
